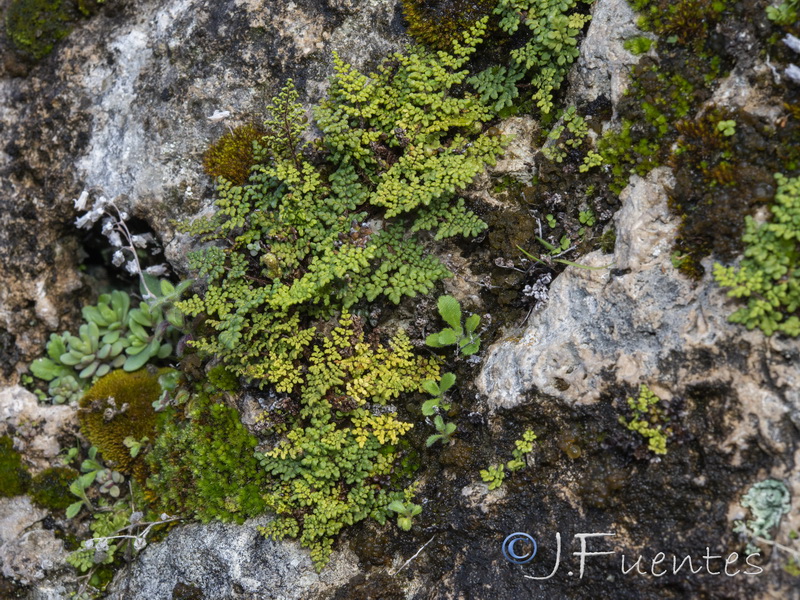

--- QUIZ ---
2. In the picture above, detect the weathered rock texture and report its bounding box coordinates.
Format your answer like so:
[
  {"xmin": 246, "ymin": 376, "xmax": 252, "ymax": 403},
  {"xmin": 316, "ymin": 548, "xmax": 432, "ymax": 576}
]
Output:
[
  {"xmin": 1, "ymin": 0, "xmax": 799, "ymax": 598},
  {"xmin": 0, "ymin": 496, "xmax": 65, "ymax": 585},
  {"xmin": 0, "ymin": 0, "xmax": 405, "ymax": 385},
  {"xmin": 105, "ymin": 517, "xmax": 358, "ymax": 600},
  {"xmin": 0, "ymin": 386, "xmax": 78, "ymax": 471}
]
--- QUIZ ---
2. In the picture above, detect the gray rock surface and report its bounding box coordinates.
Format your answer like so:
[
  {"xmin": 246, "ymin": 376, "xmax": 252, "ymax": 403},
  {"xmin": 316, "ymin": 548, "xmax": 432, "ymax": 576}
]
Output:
[
  {"xmin": 0, "ymin": 386, "xmax": 78, "ymax": 471},
  {"xmin": 567, "ymin": 0, "xmax": 645, "ymax": 109},
  {"xmin": 0, "ymin": 496, "xmax": 64, "ymax": 585},
  {"xmin": 477, "ymin": 167, "xmax": 800, "ymax": 459},
  {"xmin": 105, "ymin": 516, "xmax": 358, "ymax": 600}
]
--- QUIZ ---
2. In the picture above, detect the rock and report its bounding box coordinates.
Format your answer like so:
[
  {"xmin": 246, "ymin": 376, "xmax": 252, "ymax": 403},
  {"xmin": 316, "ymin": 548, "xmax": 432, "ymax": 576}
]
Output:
[
  {"xmin": 0, "ymin": 386, "xmax": 78, "ymax": 472},
  {"xmin": 0, "ymin": 497, "xmax": 65, "ymax": 586},
  {"xmin": 477, "ymin": 166, "xmax": 800, "ymax": 460},
  {"xmin": 487, "ymin": 116, "xmax": 538, "ymax": 185},
  {"xmin": 105, "ymin": 516, "xmax": 359, "ymax": 600},
  {"xmin": 567, "ymin": 0, "xmax": 644, "ymax": 109},
  {"xmin": 0, "ymin": 529, "xmax": 65, "ymax": 585},
  {"xmin": 0, "ymin": 496, "xmax": 47, "ymax": 546}
]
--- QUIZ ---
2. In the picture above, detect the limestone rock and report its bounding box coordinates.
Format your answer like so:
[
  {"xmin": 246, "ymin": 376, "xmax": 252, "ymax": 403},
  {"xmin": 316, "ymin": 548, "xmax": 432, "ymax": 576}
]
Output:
[
  {"xmin": 0, "ymin": 496, "xmax": 65, "ymax": 586},
  {"xmin": 0, "ymin": 386, "xmax": 78, "ymax": 471},
  {"xmin": 568, "ymin": 0, "xmax": 644, "ymax": 109},
  {"xmin": 105, "ymin": 516, "xmax": 358, "ymax": 600}
]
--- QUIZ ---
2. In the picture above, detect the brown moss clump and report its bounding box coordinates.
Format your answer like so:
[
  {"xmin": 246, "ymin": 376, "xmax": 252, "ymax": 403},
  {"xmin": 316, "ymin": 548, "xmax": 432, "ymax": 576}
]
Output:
[
  {"xmin": 202, "ymin": 123, "xmax": 265, "ymax": 185},
  {"xmin": 401, "ymin": 0, "xmax": 495, "ymax": 51},
  {"xmin": 78, "ymin": 369, "xmax": 163, "ymax": 482}
]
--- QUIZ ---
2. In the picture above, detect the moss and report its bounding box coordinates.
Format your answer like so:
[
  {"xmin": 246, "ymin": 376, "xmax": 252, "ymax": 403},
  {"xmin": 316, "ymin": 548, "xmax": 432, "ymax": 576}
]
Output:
[
  {"xmin": 30, "ymin": 466, "xmax": 79, "ymax": 510},
  {"xmin": 400, "ymin": 0, "xmax": 496, "ymax": 51},
  {"xmin": 630, "ymin": 0, "xmax": 727, "ymax": 49},
  {"xmin": 206, "ymin": 364, "xmax": 239, "ymax": 392},
  {"xmin": 4, "ymin": 0, "xmax": 76, "ymax": 60},
  {"xmin": 202, "ymin": 123, "xmax": 265, "ymax": 185},
  {"xmin": 0, "ymin": 435, "xmax": 30, "ymax": 497},
  {"xmin": 145, "ymin": 391, "xmax": 267, "ymax": 524},
  {"xmin": 623, "ymin": 36, "xmax": 653, "ymax": 55},
  {"xmin": 668, "ymin": 107, "xmax": 777, "ymax": 278},
  {"xmin": 78, "ymin": 369, "xmax": 163, "ymax": 482},
  {"xmin": 599, "ymin": 227, "xmax": 616, "ymax": 254}
]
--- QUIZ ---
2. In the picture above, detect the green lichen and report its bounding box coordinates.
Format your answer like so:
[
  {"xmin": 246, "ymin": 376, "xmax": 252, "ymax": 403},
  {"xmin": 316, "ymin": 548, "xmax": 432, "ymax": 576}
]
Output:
[
  {"xmin": 734, "ymin": 479, "xmax": 791, "ymax": 554},
  {"xmin": 30, "ymin": 466, "xmax": 79, "ymax": 510},
  {"xmin": 713, "ymin": 174, "xmax": 800, "ymax": 336},
  {"xmin": 0, "ymin": 435, "xmax": 30, "ymax": 497}
]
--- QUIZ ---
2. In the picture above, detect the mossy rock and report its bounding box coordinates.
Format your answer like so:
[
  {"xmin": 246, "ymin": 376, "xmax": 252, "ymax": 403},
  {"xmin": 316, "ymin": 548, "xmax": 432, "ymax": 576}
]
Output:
[
  {"xmin": 206, "ymin": 364, "xmax": 239, "ymax": 392},
  {"xmin": 30, "ymin": 466, "xmax": 79, "ymax": 510},
  {"xmin": 78, "ymin": 369, "xmax": 164, "ymax": 482},
  {"xmin": 400, "ymin": 0, "xmax": 496, "ymax": 51},
  {"xmin": 0, "ymin": 435, "xmax": 30, "ymax": 497},
  {"xmin": 202, "ymin": 123, "xmax": 265, "ymax": 185},
  {"xmin": 4, "ymin": 0, "xmax": 77, "ymax": 60}
]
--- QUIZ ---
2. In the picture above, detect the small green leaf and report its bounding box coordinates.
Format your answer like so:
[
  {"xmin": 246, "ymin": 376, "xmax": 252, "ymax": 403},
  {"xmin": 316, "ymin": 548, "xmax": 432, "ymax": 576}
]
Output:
[
  {"xmin": 437, "ymin": 328, "xmax": 457, "ymax": 346},
  {"xmin": 437, "ymin": 295, "xmax": 462, "ymax": 330},
  {"xmin": 422, "ymin": 380, "xmax": 441, "ymax": 396},
  {"xmin": 425, "ymin": 434, "xmax": 442, "ymax": 447},
  {"xmin": 421, "ymin": 399, "xmax": 439, "ymax": 416},
  {"xmin": 464, "ymin": 313, "xmax": 480, "ymax": 333},
  {"xmin": 439, "ymin": 372, "xmax": 456, "ymax": 392},
  {"xmin": 30, "ymin": 358, "xmax": 62, "ymax": 381},
  {"xmin": 66, "ymin": 501, "xmax": 83, "ymax": 519},
  {"xmin": 123, "ymin": 350, "xmax": 151, "ymax": 372},
  {"xmin": 425, "ymin": 333, "xmax": 444, "ymax": 348},
  {"xmin": 460, "ymin": 340, "xmax": 480, "ymax": 356}
]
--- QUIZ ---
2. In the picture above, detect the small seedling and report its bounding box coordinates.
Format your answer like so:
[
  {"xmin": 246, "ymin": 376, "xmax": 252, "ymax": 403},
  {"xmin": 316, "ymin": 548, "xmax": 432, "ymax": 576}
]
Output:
[
  {"xmin": 426, "ymin": 415, "xmax": 457, "ymax": 447},
  {"xmin": 425, "ymin": 296, "xmax": 481, "ymax": 356},
  {"xmin": 480, "ymin": 429, "xmax": 537, "ymax": 490},
  {"xmin": 421, "ymin": 372, "xmax": 456, "ymax": 416},
  {"xmin": 66, "ymin": 447, "xmax": 126, "ymax": 518},
  {"xmin": 387, "ymin": 500, "xmax": 422, "ymax": 531},
  {"xmin": 123, "ymin": 436, "xmax": 149, "ymax": 458},
  {"xmin": 717, "ymin": 120, "xmax": 736, "ymax": 137},
  {"xmin": 480, "ymin": 465, "xmax": 505, "ymax": 490},
  {"xmin": 578, "ymin": 209, "xmax": 596, "ymax": 227}
]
